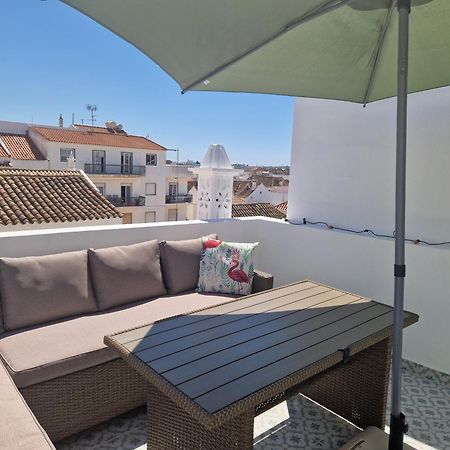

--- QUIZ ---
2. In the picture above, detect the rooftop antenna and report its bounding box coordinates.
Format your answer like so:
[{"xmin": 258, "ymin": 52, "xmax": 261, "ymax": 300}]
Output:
[{"xmin": 85, "ymin": 104, "xmax": 98, "ymax": 126}]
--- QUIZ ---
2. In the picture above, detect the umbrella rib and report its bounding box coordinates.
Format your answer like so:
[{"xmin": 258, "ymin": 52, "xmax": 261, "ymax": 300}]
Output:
[
  {"xmin": 362, "ymin": 0, "xmax": 396, "ymax": 106},
  {"xmin": 181, "ymin": 0, "xmax": 355, "ymax": 93}
]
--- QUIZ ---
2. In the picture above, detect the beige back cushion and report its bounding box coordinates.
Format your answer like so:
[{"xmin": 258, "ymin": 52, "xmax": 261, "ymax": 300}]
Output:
[
  {"xmin": 159, "ymin": 234, "xmax": 217, "ymax": 295},
  {"xmin": 88, "ymin": 240, "xmax": 166, "ymax": 310},
  {"xmin": 0, "ymin": 250, "xmax": 97, "ymax": 331}
]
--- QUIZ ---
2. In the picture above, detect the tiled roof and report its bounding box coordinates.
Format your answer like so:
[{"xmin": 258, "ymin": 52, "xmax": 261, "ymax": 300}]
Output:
[
  {"xmin": 0, "ymin": 168, "xmax": 122, "ymax": 226},
  {"xmin": 72, "ymin": 124, "xmax": 116, "ymax": 134},
  {"xmin": 232, "ymin": 203, "xmax": 286, "ymax": 219},
  {"xmin": 0, "ymin": 133, "xmax": 45, "ymax": 160},
  {"xmin": 276, "ymin": 201, "xmax": 288, "ymax": 213},
  {"xmin": 30, "ymin": 126, "xmax": 166, "ymax": 151},
  {"xmin": 233, "ymin": 195, "xmax": 246, "ymax": 204}
]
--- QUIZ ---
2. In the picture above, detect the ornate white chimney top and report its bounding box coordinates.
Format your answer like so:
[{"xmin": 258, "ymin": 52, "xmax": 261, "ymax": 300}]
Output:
[
  {"xmin": 201, "ymin": 144, "xmax": 232, "ymax": 169},
  {"xmin": 189, "ymin": 144, "xmax": 241, "ymax": 220}
]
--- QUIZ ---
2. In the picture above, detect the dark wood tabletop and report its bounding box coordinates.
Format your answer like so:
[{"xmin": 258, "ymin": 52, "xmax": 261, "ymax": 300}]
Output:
[{"xmin": 105, "ymin": 280, "xmax": 418, "ymax": 423}]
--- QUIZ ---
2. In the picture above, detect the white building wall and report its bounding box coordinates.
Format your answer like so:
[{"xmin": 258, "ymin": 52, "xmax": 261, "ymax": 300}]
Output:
[
  {"xmin": 289, "ymin": 88, "xmax": 450, "ymax": 243},
  {"xmin": 246, "ymin": 183, "xmax": 287, "ymax": 205},
  {"xmin": 0, "ymin": 218, "xmax": 449, "ymax": 374},
  {"xmin": 0, "ymin": 159, "xmax": 49, "ymax": 169},
  {"xmin": 0, "ymin": 218, "xmax": 121, "ymax": 232}
]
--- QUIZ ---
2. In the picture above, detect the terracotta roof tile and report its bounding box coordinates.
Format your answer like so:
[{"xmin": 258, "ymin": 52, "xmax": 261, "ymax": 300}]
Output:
[
  {"xmin": 0, "ymin": 133, "xmax": 45, "ymax": 160},
  {"xmin": 233, "ymin": 195, "xmax": 246, "ymax": 204},
  {"xmin": 232, "ymin": 203, "xmax": 286, "ymax": 219},
  {"xmin": 276, "ymin": 201, "xmax": 288, "ymax": 213},
  {"xmin": 0, "ymin": 168, "xmax": 121, "ymax": 226},
  {"xmin": 30, "ymin": 126, "xmax": 166, "ymax": 151}
]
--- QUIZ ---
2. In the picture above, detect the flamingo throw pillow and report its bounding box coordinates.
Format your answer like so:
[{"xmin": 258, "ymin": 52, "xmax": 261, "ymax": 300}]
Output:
[{"xmin": 197, "ymin": 239, "xmax": 258, "ymax": 296}]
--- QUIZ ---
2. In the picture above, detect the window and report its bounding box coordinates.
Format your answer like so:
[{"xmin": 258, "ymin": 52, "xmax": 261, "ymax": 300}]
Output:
[
  {"xmin": 60, "ymin": 148, "xmax": 75, "ymax": 162},
  {"xmin": 145, "ymin": 183, "xmax": 156, "ymax": 195},
  {"xmin": 121, "ymin": 184, "xmax": 132, "ymax": 199},
  {"xmin": 92, "ymin": 150, "xmax": 106, "ymax": 173},
  {"xmin": 121, "ymin": 152, "xmax": 133, "ymax": 173},
  {"xmin": 96, "ymin": 184, "xmax": 106, "ymax": 195},
  {"xmin": 168, "ymin": 183, "xmax": 178, "ymax": 198},
  {"xmin": 145, "ymin": 211, "xmax": 156, "ymax": 223},
  {"xmin": 167, "ymin": 209, "xmax": 178, "ymax": 221},
  {"xmin": 146, "ymin": 153, "xmax": 157, "ymax": 166}
]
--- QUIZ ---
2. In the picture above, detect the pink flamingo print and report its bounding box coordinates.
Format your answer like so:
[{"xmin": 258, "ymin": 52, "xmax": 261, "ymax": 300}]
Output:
[{"xmin": 228, "ymin": 250, "xmax": 250, "ymax": 290}]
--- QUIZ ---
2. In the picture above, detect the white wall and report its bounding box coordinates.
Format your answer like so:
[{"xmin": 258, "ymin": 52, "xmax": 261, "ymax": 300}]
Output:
[
  {"xmin": 0, "ymin": 159, "xmax": 49, "ymax": 169},
  {"xmin": 0, "ymin": 218, "xmax": 121, "ymax": 231},
  {"xmin": 0, "ymin": 218, "xmax": 448, "ymax": 374},
  {"xmin": 246, "ymin": 183, "xmax": 288, "ymax": 205},
  {"xmin": 289, "ymin": 87, "xmax": 450, "ymax": 244}
]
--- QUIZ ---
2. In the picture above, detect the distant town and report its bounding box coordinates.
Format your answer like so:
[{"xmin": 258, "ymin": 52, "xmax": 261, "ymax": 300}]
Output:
[{"xmin": 0, "ymin": 115, "xmax": 290, "ymax": 230}]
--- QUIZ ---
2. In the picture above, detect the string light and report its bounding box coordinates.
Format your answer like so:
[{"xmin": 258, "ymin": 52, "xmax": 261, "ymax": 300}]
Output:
[{"xmin": 295, "ymin": 218, "xmax": 450, "ymax": 247}]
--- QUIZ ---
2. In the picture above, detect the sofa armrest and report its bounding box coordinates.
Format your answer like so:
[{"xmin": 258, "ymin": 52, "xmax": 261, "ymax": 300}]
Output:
[
  {"xmin": 252, "ymin": 269, "xmax": 274, "ymax": 293},
  {"xmin": 0, "ymin": 362, "xmax": 55, "ymax": 449}
]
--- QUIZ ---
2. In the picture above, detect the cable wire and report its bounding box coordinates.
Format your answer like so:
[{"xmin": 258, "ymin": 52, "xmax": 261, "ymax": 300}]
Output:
[{"xmin": 297, "ymin": 218, "xmax": 450, "ymax": 247}]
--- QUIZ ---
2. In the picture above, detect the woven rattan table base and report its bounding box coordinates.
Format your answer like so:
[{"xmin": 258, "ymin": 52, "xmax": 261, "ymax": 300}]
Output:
[
  {"xmin": 145, "ymin": 338, "xmax": 391, "ymax": 449},
  {"xmin": 148, "ymin": 384, "xmax": 254, "ymax": 449}
]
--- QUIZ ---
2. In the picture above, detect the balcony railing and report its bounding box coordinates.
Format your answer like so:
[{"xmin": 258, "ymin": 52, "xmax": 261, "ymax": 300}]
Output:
[
  {"xmin": 84, "ymin": 164, "xmax": 146, "ymax": 176},
  {"xmin": 165, "ymin": 194, "xmax": 193, "ymax": 204},
  {"xmin": 106, "ymin": 195, "xmax": 145, "ymax": 207}
]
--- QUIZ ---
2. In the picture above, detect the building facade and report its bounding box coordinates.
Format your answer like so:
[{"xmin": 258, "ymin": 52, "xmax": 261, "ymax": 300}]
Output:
[{"xmin": 0, "ymin": 120, "xmax": 196, "ymax": 223}]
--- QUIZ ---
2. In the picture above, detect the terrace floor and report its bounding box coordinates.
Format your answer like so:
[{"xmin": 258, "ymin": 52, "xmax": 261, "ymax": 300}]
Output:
[{"xmin": 56, "ymin": 360, "xmax": 449, "ymax": 450}]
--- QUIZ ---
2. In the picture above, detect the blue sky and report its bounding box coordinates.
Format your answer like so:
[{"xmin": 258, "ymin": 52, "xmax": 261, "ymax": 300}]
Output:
[{"xmin": 0, "ymin": 0, "xmax": 294, "ymax": 165}]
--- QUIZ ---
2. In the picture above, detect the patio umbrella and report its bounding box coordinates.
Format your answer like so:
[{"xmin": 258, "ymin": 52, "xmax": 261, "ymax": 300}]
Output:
[{"xmin": 62, "ymin": 1, "xmax": 450, "ymax": 448}]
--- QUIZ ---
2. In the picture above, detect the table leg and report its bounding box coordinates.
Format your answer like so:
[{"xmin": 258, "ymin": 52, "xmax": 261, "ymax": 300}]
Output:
[
  {"xmin": 299, "ymin": 337, "xmax": 392, "ymax": 429},
  {"xmin": 147, "ymin": 384, "xmax": 254, "ymax": 450}
]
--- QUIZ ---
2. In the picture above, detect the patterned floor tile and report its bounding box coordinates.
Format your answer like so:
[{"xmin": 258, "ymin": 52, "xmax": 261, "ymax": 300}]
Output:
[{"xmin": 57, "ymin": 360, "xmax": 449, "ymax": 450}]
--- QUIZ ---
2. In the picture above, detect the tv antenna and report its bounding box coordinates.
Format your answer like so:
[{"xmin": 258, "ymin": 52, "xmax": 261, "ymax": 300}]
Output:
[{"xmin": 85, "ymin": 104, "xmax": 98, "ymax": 126}]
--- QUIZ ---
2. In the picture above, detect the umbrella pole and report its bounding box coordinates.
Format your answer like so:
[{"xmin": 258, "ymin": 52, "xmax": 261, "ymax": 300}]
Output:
[{"xmin": 389, "ymin": 1, "xmax": 410, "ymax": 449}]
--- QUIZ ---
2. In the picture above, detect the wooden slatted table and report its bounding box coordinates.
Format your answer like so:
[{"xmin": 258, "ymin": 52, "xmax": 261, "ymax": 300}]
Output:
[{"xmin": 105, "ymin": 281, "xmax": 418, "ymax": 450}]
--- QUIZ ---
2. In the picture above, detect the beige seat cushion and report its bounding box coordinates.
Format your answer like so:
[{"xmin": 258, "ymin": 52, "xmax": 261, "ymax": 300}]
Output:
[
  {"xmin": 0, "ymin": 362, "xmax": 54, "ymax": 449},
  {"xmin": 159, "ymin": 234, "xmax": 217, "ymax": 295},
  {"xmin": 0, "ymin": 292, "xmax": 237, "ymax": 389},
  {"xmin": 0, "ymin": 250, "xmax": 97, "ymax": 331},
  {"xmin": 88, "ymin": 240, "xmax": 167, "ymax": 310}
]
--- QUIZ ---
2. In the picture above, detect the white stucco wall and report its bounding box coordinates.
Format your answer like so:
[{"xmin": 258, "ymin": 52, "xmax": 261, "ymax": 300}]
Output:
[
  {"xmin": 246, "ymin": 183, "xmax": 288, "ymax": 205},
  {"xmin": 0, "ymin": 218, "xmax": 121, "ymax": 231},
  {"xmin": 0, "ymin": 218, "xmax": 448, "ymax": 374},
  {"xmin": 289, "ymin": 87, "xmax": 450, "ymax": 244}
]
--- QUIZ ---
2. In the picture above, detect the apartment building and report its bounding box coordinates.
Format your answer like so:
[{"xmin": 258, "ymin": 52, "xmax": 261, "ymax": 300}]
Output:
[{"xmin": 0, "ymin": 120, "xmax": 195, "ymax": 223}]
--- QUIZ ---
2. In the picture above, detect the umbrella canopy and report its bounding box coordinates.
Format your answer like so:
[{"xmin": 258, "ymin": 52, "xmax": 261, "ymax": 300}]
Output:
[
  {"xmin": 63, "ymin": 0, "xmax": 449, "ymax": 102},
  {"xmin": 62, "ymin": 1, "xmax": 450, "ymax": 448}
]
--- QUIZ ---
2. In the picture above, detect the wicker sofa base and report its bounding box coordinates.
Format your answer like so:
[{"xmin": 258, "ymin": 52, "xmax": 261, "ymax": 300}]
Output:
[{"xmin": 20, "ymin": 358, "xmax": 147, "ymax": 442}]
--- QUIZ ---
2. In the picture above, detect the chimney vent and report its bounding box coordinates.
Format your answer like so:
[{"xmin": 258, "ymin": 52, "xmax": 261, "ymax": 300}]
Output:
[{"xmin": 59, "ymin": 114, "xmax": 64, "ymax": 128}]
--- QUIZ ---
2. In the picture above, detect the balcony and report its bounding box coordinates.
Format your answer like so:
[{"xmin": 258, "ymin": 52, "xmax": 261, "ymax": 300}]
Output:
[
  {"xmin": 165, "ymin": 194, "xmax": 192, "ymax": 203},
  {"xmin": 84, "ymin": 163, "xmax": 146, "ymax": 176},
  {"xmin": 105, "ymin": 195, "xmax": 145, "ymax": 207},
  {"xmin": 0, "ymin": 218, "xmax": 448, "ymax": 450}
]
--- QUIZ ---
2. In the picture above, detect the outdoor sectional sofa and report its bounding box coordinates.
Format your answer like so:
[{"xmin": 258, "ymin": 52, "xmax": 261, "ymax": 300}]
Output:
[{"xmin": 0, "ymin": 236, "xmax": 273, "ymax": 448}]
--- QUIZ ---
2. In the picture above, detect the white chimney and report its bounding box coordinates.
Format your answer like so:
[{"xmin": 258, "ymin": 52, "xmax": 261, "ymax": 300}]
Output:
[
  {"xmin": 59, "ymin": 114, "xmax": 64, "ymax": 128},
  {"xmin": 189, "ymin": 144, "xmax": 241, "ymax": 220}
]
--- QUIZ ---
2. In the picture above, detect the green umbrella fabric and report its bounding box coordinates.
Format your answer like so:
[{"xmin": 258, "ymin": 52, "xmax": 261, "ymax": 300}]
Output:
[{"xmin": 63, "ymin": 0, "xmax": 450, "ymax": 104}]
